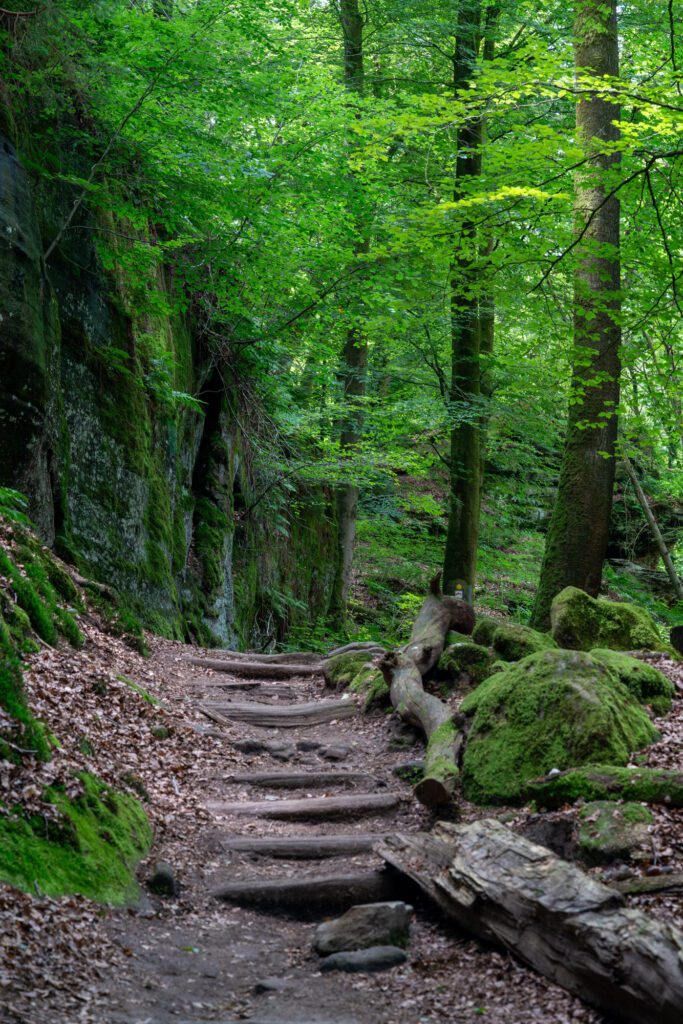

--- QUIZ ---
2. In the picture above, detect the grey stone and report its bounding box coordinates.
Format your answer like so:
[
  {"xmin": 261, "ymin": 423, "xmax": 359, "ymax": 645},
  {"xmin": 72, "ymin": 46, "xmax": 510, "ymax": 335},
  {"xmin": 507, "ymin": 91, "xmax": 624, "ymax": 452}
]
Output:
[
  {"xmin": 313, "ymin": 901, "xmax": 413, "ymax": 955},
  {"xmin": 297, "ymin": 739, "xmax": 322, "ymax": 752},
  {"xmin": 320, "ymin": 945, "xmax": 407, "ymax": 973},
  {"xmin": 148, "ymin": 862, "xmax": 180, "ymax": 897},
  {"xmin": 253, "ymin": 976, "xmax": 294, "ymax": 994},
  {"xmin": 392, "ymin": 760, "xmax": 425, "ymax": 783},
  {"xmin": 318, "ymin": 744, "xmax": 350, "ymax": 762}
]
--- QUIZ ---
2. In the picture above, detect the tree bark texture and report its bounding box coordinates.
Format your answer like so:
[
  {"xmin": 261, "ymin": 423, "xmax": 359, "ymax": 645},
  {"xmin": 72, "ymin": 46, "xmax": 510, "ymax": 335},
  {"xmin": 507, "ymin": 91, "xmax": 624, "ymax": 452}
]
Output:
[
  {"xmin": 532, "ymin": 0, "xmax": 621, "ymax": 629},
  {"xmin": 377, "ymin": 820, "xmax": 683, "ymax": 1024},
  {"xmin": 330, "ymin": 0, "xmax": 369, "ymax": 622}
]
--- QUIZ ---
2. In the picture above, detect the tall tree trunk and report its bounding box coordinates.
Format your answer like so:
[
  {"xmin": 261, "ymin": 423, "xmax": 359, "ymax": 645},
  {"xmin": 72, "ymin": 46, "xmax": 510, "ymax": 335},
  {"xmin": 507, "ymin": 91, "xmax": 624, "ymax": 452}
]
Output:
[
  {"xmin": 442, "ymin": 1, "xmax": 484, "ymax": 602},
  {"xmin": 330, "ymin": 0, "xmax": 368, "ymax": 623},
  {"xmin": 531, "ymin": 0, "xmax": 621, "ymax": 629}
]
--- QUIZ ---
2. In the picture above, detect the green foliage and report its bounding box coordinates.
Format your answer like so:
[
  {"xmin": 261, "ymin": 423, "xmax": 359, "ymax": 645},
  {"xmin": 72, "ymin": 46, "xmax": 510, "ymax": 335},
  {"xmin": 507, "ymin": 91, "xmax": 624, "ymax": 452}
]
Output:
[{"xmin": 0, "ymin": 773, "xmax": 151, "ymax": 904}]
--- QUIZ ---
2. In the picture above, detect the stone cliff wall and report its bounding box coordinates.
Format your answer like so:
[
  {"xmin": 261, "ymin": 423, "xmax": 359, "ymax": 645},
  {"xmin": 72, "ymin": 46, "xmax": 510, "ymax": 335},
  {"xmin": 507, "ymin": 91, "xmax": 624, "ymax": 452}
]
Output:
[{"xmin": 0, "ymin": 135, "xmax": 336, "ymax": 647}]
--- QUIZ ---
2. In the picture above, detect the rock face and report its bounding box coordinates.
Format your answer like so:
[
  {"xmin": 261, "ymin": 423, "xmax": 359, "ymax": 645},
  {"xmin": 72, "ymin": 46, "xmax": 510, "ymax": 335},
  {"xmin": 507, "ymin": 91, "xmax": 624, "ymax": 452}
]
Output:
[
  {"xmin": 577, "ymin": 801, "xmax": 653, "ymax": 864},
  {"xmin": 439, "ymin": 642, "xmax": 493, "ymax": 686},
  {"xmin": 550, "ymin": 587, "xmax": 663, "ymax": 652},
  {"xmin": 492, "ymin": 623, "xmax": 557, "ymax": 662},
  {"xmin": 460, "ymin": 650, "xmax": 658, "ymax": 804},
  {"xmin": 0, "ymin": 133, "xmax": 337, "ymax": 647},
  {"xmin": 313, "ymin": 902, "xmax": 412, "ymax": 956},
  {"xmin": 589, "ymin": 649, "xmax": 674, "ymax": 714},
  {"xmin": 320, "ymin": 946, "xmax": 407, "ymax": 973}
]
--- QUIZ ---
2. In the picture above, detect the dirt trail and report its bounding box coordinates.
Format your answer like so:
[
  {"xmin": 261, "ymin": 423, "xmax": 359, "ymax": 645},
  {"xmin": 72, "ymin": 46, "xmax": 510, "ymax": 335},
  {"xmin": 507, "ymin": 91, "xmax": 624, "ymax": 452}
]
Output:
[{"xmin": 95, "ymin": 642, "xmax": 601, "ymax": 1024}]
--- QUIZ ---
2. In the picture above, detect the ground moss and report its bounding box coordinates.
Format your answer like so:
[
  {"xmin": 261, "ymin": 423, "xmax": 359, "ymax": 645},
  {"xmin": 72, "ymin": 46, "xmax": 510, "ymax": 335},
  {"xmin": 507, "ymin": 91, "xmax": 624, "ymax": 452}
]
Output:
[
  {"xmin": 492, "ymin": 623, "xmax": 558, "ymax": 662},
  {"xmin": 550, "ymin": 586, "xmax": 664, "ymax": 652},
  {"xmin": 460, "ymin": 649, "xmax": 658, "ymax": 805},
  {"xmin": 0, "ymin": 772, "xmax": 152, "ymax": 904},
  {"xmin": 589, "ymin": 649, "xmax": 674, "ymax": 714}
]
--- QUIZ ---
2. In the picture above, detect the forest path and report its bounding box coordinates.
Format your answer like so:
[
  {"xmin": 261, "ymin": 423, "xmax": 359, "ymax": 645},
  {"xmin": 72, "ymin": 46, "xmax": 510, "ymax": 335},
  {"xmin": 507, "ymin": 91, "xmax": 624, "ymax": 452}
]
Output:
[{"xmin": 96, "ymin": 642, "xmax": 601, "ymax": 1024}]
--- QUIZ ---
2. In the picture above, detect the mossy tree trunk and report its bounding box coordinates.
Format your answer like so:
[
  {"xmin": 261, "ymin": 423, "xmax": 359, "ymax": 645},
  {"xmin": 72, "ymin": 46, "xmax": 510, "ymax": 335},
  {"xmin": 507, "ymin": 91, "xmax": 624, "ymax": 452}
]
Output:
[
  {"xmin": 531, "ymin": 0, "xmax": 621, "ymax": 629},
  {"xmin": 443, "ymin": 3, "xmax": 498, "ymax": 602},
  {"xmin": 330, "ymin": 0, "xmax": 369, "ymax": 623}
]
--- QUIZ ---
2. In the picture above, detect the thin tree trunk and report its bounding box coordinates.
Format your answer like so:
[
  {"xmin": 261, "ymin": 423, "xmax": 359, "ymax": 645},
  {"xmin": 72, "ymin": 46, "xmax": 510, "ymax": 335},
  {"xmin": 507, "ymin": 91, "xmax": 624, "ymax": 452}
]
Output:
[
  {"xmin": 622, "ymin": 453, "xmax": 683, "ymax": 600},
  {"xmin": 532, "ymin": 0, "xmax": 621, "ymax": 629},
  {"xmin": 330, "ymin": 0, "xmax": 368, "ymax": 622},
  {"xmin": 443, "ymin": 3, "xmax": 499, "ymax": 601}
]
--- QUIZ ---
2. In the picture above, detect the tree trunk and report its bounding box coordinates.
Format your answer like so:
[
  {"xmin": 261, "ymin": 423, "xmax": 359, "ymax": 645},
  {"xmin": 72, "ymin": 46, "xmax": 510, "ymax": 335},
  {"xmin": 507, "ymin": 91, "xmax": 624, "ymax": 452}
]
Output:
[
  {"xmin": 532, "ymin": 0, "xmax": 621, "ymax": 629},
  {"xmin": 622, "ymin": 453, "xmax": 683, "ymax": 600},
  {"xmin": 378, "ymin": 820, "xmax": 683, "ymax": 1024},
  {"xmin": 443, "ymin": 4, "xmax": 498, "ymax": 602},
  {"xmin": 330, "ymin": 0, "xmax": 368, "ymax": 623}
]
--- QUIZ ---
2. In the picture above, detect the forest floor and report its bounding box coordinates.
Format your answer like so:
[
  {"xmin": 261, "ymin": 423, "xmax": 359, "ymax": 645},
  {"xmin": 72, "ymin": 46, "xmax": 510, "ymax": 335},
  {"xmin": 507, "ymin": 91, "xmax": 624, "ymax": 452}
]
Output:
[{"xmin": 3, "ymin": 614, "xmax": 683, "ymax": 1024}]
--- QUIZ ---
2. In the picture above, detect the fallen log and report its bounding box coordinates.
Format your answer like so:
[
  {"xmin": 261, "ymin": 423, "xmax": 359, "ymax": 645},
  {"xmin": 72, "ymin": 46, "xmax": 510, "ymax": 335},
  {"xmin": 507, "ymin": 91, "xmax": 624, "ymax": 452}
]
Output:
[
  {"xmin": 206, "ymin": 792, "xmax": 400, "ymax": 820},
  {"xmin": 198, "ymin": 698, "xmax": 357, "ymax": 728},
  {"xmin": 217, "ymin": 834, "xmax": 388, "ymax": 859},
  {"xmin": 224, "ymin": 770, "xmax": 375, "ymax": 789},
  {"xmin": 377, "ymin": 819, "xmax": 683, "ymax": 1024},
  {"xmin": 326, "ymin": 640, "xmax": 387, "ymax": 659},
  {"xmin": 611, "ymin": 871, "xmax": 683, "ymax": 896},
  {"xmin": 188, "ymin": 657, "xmax": 319, "ymax": 678},
  {"xmin": 213, "ymin": 869, "xmax": 399, "ymax": 914},
  {"xmin": 379, "ymin": 573, "xmax": 474, "ymax": 806},
  {"xmin": 526, "ymin": 765, "xmax": 683, "ymax": 808}
]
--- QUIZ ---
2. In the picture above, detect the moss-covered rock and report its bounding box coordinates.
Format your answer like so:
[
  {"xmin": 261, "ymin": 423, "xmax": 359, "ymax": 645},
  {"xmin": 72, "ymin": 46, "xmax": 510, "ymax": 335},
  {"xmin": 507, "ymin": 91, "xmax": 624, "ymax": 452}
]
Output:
[
  {"xmin": 577, "ymin": 800, "xmax": 652, "ymax": 864},
  {"xmin": 471, "ymin": 615, "xmax": 502, "ymax": 647},
  {"xmin": 0, "ymin": 772, "xmax": 152, "ymax": 904},
  {"xmin": 322, "ymin": 650, "xmax": 388, "ymax": 708},
  {"xmin": 492, "ymin": 623, "xmax": 558, "ymax": 662},
  {"xmin": 550, "ymin": 586, "xmax": 663, "ymax": 652},
  {"xmin": 590, "ymin": 649, "xmax": 674, "ymax": 714},
  {"xmin": 439, "ymin": 642, "xmax": 494, "ymax": 686},
  {"xmin": 525, "ymin": 764, "xmax": 683, "ymax": 808},
  {"xmin": 460, "ymin": 650, "xmax": 658, "ymax": 805}
]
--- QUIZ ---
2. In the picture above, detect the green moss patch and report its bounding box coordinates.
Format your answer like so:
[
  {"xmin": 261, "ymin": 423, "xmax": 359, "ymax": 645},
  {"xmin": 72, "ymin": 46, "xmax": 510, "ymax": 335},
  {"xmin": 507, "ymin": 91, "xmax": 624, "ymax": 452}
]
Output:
[
  {"xmin": 526, "ymin": 764, "xmax": 683, "ymax": 808},
  {"xmin": 471, "ymin": 615, "xmax": 502, "ymax": 647},
  {"xmin": 439, "ymin": 642, "xmax": 494, "ymax": 686},
  {"xmin": 550, "ymin": 587, "xmax": 663, "ymax": 652},
  {"xmin": 590, "ymin": 649, "xmax": 674, "ymax": 714},
  {"xmin": 492, "ymin": 623, "xmax": 557, "ymax": 662},
  {"xmin": 460, "ymin": 650, "xmax": 658, "ymax": 805},
  {"xmin": 577, "ymin": 800, "xmax": 652, "ymax": 864},
  {"xmin": 0, "ymin": 773, "xmax": 152, "ymax": 904}
]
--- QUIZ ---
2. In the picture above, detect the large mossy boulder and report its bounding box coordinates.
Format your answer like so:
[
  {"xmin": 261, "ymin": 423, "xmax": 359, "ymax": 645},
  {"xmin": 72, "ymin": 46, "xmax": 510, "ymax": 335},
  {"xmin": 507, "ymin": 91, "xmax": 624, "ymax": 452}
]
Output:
[
  {"xmin": 460, "ymin": 649, "xmax": 658, "ymax": 805},
  {"xmin": 471, "ymin": 616, "xmax": 502, "ymax": 647},
  {"xmin": 492, "ymin": 623, "xmax": 558, "ymax": 662},
  {"xmin": 438, "ymin": 642, "xmax": 494, "ymax": 687},
  {"xmin": 550, "ymin": 587, "xmax": 663, "ymax": 652},
  {"xmin": 590, "ymin": 649, "xmax": 674, "ymax": 714}
]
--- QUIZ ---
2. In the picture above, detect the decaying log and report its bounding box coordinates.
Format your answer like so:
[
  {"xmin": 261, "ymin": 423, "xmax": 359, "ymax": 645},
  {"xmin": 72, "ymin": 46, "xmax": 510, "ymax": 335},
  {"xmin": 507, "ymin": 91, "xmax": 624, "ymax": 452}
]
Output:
[
  {"xmin": 377, "ymin": 819, "xmax": 683, "ymax": 1024},
  {"xmin": 611, "ymin": 871, "xmax": 683, "ymax": 896},
  {"xmin": 206, "ymin": 792, "xmax": 400, "ymax": 820},
  {"xmin": 213, "ymin": 869, "xmax": 399, "ymax": 914},
  {"xmin": 188, "ymin": 657, "xmax": 319, "ymax": 678},
  {"xmin": 526, "ymin": 765, "xmax": 683, "ymax": 808},
  {"xmin": 217, "ymin": 833, "xmax": 388, "ymax": 859},
  {"xmin": 224, "ymin": 770, "xmax": 375, "ymax": 789},
  {"xmin": 198, "ymin": 698, "xmax": 357, "ymax": 728},
  {"xmin": 379, "ymin": 573, "xmax": 473, "ymax": 806}
]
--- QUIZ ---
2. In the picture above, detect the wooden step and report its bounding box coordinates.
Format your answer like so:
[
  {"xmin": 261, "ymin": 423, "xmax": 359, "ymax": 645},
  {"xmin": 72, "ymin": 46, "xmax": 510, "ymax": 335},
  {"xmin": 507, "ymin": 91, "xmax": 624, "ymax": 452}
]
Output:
[
  {"xmin": 206, "ymin": 792, "xmax": 400, "ymax": 820},
  {"xmin": 218, "ymin": 833, "xmax": 388, "ymax": 859},
  {"xmin": 190, "ymin": 677, "xmax": 297, "ymax": 692},
  {"xmin": 213, "ymin": 869, "xmax": 399, "ymax": 914},
  {"xmin": 198, "ymin": 698, "xmax": 357, "ymax": 729},
  {"xmin": 224, "ymin": 770, "xmax": 375, "ymax": 789},
  {"xmin": 189, "ymin": 657, "xmax": 319, "ymax": 679}
]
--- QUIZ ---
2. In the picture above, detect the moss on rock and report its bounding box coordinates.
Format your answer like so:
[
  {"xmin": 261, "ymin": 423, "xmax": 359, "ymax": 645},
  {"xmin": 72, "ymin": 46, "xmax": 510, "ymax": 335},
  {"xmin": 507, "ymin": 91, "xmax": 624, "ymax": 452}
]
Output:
[
  {"xmin": 323, "ymin": 650, "xmax": 388, "ymax": 708},
  {"xmin": 550, "ymin": 586, "xmax": 663, "ymax": 652},
  {"xmin": 525, "ymin": 764, "xmax": 683, "ymax": 808},
  {"xmin": 577, "ymin": 800, "xmax": 652, "ymax": 864},
  {"xmin": 0, "ymin": 772, "xmax": 151, "ymax": 904},
  {"xmin": 590, "ymin": 649, "xmax": 674, "ymax": 714},
  {"xmin": 492, "ymin": 623, "xmax": 558, "ymax": 662},
  {"xmin": 460, "ymin": 649, "xmax": 658, "ymax": 805},
  {"xmin": 471, "ymin": 615, "xmax": 502, "ymax": 647},
  {"xmin": 439, "ymin": 642, "xmax": 494, "ymax": 686}
]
